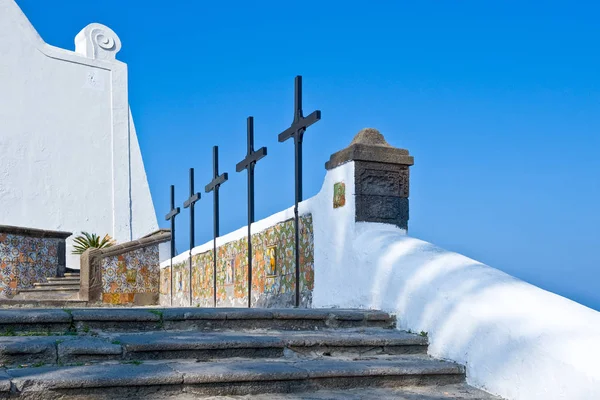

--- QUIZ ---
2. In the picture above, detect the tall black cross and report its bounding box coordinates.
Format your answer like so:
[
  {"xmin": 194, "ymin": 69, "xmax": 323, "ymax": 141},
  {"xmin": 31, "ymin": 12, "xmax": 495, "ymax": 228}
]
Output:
[
  {"xmin": 164, "ymin": 185, "xmax": 180, "ymax": 306},
  {"xmin": 236, "ymin": 116, "xmax": 267, "ymax": 308},
  {"xmin": 205, "ymin": 146, "xmax": 228, "ymax": 308},
  {"xmin": 278, "ymin": 75, "xmax": 321, "ymax": 307},
  {"xmin": 183, "ymin": 168, "xmax": 201, "ymax": 306}
]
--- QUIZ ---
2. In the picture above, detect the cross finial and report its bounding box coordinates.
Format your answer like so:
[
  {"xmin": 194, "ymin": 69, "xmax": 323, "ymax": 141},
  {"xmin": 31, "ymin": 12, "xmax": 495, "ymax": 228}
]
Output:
[
  {"xmin": 236, "ymin": 117, "xmax": 267, "ymax": 173},
  {"xmin": 278, "ymin": 75, "xmax": 321, "ymax": 144},
  {"xmin": 165, "ymin": 185, "xmax": 180, "ymax": 222}
]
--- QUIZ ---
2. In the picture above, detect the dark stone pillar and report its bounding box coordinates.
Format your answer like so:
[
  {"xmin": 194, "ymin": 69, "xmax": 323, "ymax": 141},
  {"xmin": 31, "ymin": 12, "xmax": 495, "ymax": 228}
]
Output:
[{"xmin": 325, "ymin": 128, "xmax": 414, "ymax": 230}]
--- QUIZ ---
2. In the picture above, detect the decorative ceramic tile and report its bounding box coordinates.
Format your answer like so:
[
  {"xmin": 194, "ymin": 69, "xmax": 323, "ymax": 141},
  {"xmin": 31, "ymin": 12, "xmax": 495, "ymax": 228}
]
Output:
[
  {"xmin": 333, "ymin": 182, "xmax": 346, "ymax": 208},
  {"xmin": 160, "ymin": 214, "xmax": 314, "ymax": 308},
  {"xmin": 0, "ymin": 233, "xmax": 60, "ymax": 298},
  {"xmin": 265, "ymin": 246, "xmax": 277, "ymax": 276},
  {"xmin": 100, "ymin": 244, "xmax": 159, "ymax": 305}
]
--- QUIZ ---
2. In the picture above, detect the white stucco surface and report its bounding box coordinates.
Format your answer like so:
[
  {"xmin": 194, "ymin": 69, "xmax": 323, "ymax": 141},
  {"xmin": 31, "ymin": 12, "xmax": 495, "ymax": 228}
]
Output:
[
  {"xmin": 315, "ymin": 221, "xmax": 600, "ymax": 400},
  {"xmin": 164, "ymin": 159, "xmax": 600, "ymax": 400},
  {"xmin": 0, "ymin": 0, "xmax": 158, "ymax": 267}
]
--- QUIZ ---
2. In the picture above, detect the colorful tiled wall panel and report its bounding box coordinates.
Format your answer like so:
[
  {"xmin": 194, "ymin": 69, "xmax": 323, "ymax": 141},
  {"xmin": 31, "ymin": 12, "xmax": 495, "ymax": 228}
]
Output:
[
  {"xmin": 0, "ymin": 233, "xmax": 60, "ymax": 298},
  {"xmin": 160, "ymin": 214, "xmax": 314, "ymax": 308},
  {"xmin": 101, "ymin": 244, "xmax": 160, "ymax": 305}
]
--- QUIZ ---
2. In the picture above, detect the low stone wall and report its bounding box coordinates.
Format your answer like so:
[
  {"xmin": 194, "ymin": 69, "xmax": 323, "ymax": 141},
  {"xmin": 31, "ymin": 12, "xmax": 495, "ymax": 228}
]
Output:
[
  {"xmin": 80, "ymin": 230, "xmax": 170, "ymax": 305},
  {"xmin": 0, "ymin": 225, "xmax": 71, "ymax": 298},
  {"xmin": 160, "ymin": 215, "xmax": 314, "ymax": 307}
]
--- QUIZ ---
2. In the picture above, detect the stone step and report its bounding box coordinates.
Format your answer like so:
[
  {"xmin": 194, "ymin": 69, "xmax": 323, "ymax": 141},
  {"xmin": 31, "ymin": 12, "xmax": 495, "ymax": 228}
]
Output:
[
  {"xmin": 0, "ymin": 329, "xmax": 427, "ymax": 366},
  {"xmin": 0, "ymin": 308, "xmax": 395, "ymax": 334},
  {"xmin": 11, "ymin": 289, "xmax": 80, "ymax": 302},
  {"xmin": 64, "ymin": 273, "xmax": 80, "ymax": 278},
  {"xmin": 46, "ymin": 277, "xmax": 80, "ymax": 283},
  {"xmin": 108, "ymin": 384, "xmax": 500, "ymax": 400},
  {"xmin": 0, "ymin": 299, "xmax": 88, "ymax": 309},
  {"xmin": 33, "ymin": 282, "xmax": 80, "ymax": 288},
  {"xmin": 17, "ymin": 287, "xmax": 79, "ymax": 293},
  {"xmin": 1, "ymin": 357, "xmax": 468, "ymax": 399}
]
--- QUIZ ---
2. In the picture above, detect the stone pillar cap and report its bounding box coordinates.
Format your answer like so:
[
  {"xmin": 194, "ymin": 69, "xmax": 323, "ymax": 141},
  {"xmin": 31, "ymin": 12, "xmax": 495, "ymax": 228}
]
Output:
[{"xmin": 325, "ymin": 128, "xmax": 414, "ymax": 170}]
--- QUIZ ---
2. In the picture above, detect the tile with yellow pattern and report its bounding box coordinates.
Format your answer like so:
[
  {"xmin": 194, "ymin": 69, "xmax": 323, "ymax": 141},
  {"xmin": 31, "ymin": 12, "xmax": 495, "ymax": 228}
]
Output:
[
  {"xmin": 101, "ymin": 245, "xmax": 160, "ymax": 305},
  {"xmin": 160, "ymin": 214, "xmax": 314, "ymax": 308}
]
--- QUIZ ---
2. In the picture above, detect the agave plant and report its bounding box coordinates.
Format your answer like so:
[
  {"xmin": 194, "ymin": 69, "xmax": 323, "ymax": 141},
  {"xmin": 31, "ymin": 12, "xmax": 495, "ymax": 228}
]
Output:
[{"xmin": 72, "ymin": 232, "xmax": 115, "ymax": 255}]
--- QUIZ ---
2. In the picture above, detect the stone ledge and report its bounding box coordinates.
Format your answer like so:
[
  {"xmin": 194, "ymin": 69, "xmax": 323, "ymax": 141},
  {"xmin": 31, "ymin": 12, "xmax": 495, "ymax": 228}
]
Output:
[
  {"xmin": 325, "ymin": 128, "xmax": 414, "ymax": 171},
  {"xmin": 80, "ymin": 231, "xmax": 171, "ymax": 302},
  {"xmin": 0, "ymin": 224, "xmax": 72, "ymax": 239},
  {"xmin": 92, "ymin": 231, "xmax": 171, "ymax": 259},
  {"xmin": 326, "ymin": 143, "xmax": 414, "ymax": 170}
]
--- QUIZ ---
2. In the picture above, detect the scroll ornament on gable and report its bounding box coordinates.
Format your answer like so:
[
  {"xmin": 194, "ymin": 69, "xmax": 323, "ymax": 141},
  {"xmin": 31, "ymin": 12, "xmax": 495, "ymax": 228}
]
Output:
[{"xmin": 75, "ymin": 23, "xmax": 122, "ymax": 61}]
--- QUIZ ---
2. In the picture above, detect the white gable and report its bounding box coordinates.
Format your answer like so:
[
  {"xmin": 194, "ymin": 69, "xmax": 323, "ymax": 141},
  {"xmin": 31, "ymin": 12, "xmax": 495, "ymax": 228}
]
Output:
[{"xmin": 0, "ymin": 0, "xmax": 158, "ymax": 267}]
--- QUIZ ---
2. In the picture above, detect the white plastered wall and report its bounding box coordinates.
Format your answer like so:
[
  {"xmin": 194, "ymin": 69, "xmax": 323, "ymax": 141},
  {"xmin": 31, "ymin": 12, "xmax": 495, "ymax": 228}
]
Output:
[
  {"xmin": 309, "ymin": 162, "xmax": 600, "ymax": 400},
  {"xmin": 0, "ymin": 0, "xmax": 158, "ymax": 267},
  {"xmin": 163, "ymin": 158, "xmax": 600, "ymax": 400}
]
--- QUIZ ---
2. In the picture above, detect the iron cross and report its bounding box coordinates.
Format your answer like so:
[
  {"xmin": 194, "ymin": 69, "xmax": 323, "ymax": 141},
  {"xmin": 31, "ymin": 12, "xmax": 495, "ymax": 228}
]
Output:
[
  {"xmin": 205, "ymin": 146, "xmax": 228, "ymax": 307},
  {"xmin": 236, "ymin": 116, "xmax": 267, "ymax": 308},
  {"xmin": 183, "ymin": 168, "xmax": 201, "ymax": 306},
  {"xmin": 277, "ymin": 75, "xmax": 321, "ymax": 307},
  {"xmin": 164, "ymin": 185, "xmax": 180, "ymax": 306}
]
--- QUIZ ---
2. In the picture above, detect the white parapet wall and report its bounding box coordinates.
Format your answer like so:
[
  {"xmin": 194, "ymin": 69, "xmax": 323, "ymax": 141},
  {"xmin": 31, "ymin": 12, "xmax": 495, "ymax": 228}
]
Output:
[
  {"xmin": 0, "ymin": 0, "xmax": 158, "ymax": 267},
  {"xmin": 163, "ymin": 156, "xmax": 600, "ymax": 399},
  {"xmin": 308, "ymin": 161, "xmax": 600, "ymax": 400}
]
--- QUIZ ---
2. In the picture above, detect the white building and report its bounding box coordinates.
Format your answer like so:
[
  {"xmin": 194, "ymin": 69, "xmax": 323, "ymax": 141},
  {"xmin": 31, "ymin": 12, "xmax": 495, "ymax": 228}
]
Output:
[{"xmin": 0, "ymin": 0, "xmax": 158, "ymax": 267}]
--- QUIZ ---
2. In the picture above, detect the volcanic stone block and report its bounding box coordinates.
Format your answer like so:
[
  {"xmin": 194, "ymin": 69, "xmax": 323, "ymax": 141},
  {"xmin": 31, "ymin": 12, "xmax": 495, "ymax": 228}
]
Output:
[{"xmin": 326, "ymin": 128, "xmax": 414, "ymax": 230}]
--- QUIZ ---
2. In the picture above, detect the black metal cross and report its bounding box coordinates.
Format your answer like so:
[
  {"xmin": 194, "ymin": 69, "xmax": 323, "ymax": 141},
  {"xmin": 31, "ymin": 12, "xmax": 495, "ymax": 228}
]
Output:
[
  {"xmin": 205, "ymin": 146, "xmax": 228, "ymax": 307},
  {"xmin": 164, "ymin": 185, "xmax": 180, "ymax": 306},
  {"xmin": 236, "ymin": 116, "xmax": 267, "ymax": 308},
  {"xmin": 278, "ymin": 75, "xmax": 321, "ymax": 307},
  {"xmin": 183, "ymin": 168, "xmax": 201, "ymax": 306}
]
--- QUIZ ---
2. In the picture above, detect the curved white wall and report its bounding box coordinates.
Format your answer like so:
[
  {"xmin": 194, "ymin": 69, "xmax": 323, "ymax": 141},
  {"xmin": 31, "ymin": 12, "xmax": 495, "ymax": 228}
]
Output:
[
  {"xmin": 0, "ymin": 0, "xmax": 158, "ymax": 267},
  {"xmin": 308, "ymin": 162, "xmax": 600, "ymax": 400},
  {"xmin": 160, "ymin": 152, "xmax": 600, "ymax": 399}
]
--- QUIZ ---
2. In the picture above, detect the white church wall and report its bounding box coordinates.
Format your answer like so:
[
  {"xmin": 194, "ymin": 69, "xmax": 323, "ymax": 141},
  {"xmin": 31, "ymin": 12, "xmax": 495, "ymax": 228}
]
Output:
[{"xmin": 0, "ymin": 0, "xmax": 158, "ymax": 268}]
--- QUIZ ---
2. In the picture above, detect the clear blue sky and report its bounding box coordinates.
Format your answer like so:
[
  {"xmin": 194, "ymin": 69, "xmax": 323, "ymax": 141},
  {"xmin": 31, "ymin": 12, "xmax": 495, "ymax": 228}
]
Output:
[{"xmin": 17, "ymin": 1, "xmax": 600, "ymax": 310}]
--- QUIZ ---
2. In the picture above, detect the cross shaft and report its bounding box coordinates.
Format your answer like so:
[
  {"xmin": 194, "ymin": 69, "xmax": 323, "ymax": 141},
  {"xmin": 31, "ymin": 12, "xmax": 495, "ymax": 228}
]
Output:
[
  {"xmin": 183, "ymin": 168, "xmax": 201, "ymax": 306},
  {"xmin": 164, "ymin": 185, "xmax": 180, "ymax": 306},
  {"xmin": 236, "ymin": 116, "xmax": 267, "ymax": 308},
  {"xmin": 276, "ymin": 75, "xmax": 321, "ymax": 307},
  {"xmin": 205, "ymin": 146, "xmax": 228, "ymax": 307}
]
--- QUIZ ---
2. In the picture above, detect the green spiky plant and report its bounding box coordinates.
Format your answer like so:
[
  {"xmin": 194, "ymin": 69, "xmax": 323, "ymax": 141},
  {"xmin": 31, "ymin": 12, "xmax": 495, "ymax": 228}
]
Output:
[{"xmin": 71, "ymin": 232, "xmax": 115, "ymax": 255}]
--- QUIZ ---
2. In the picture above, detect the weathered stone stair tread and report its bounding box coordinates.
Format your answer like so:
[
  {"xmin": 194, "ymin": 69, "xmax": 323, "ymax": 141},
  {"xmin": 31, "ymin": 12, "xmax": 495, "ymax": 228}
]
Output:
[
  {"xmin": 0, "ymin": 329, "xmax": 428, "ymax": 367},
  {"xmin": 33, "ymin": 282, "xmax": 80, "ymax": 288},
  {"xmin": 18, "ymin": 287, "xmax": 79, "ymax": 292},
  {"xmin": 4, "ymin": 357, "xmax": 465, "ymax": 393},
  {"xmin": 47, "ymin": 276, "xmax": 80, "ymax": 281},
  {"xmin": 0, "ymin": 299, "xmax": 87, "ymax": 309},
  {"xmin": 0, "ymin": 308, "xmax": 395, "ymax": 334},
  {"xmin": 169, "ymin": 384, "xmax": 501, "ymax": 399},
  {"xmin": 116, "ymin": 329, "xmax": 427, "ymax": 351}
]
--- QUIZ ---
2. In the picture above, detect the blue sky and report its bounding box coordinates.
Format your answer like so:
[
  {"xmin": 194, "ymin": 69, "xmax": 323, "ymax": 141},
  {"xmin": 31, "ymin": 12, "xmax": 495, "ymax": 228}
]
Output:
[{"xmin": 17, "ymin": 1, "xmax": 600, "ymax": 310}]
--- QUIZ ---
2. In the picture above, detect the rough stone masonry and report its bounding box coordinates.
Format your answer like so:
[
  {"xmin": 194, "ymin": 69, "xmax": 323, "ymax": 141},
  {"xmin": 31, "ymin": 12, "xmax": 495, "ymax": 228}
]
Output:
[{"xmin": 326, "ymin": 128, "xmax": 414, "ymax": 230}]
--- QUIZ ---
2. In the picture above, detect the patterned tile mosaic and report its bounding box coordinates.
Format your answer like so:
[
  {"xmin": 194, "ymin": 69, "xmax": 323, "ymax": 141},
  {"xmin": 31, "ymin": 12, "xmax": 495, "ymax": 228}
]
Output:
[
  {"xmin": 101, "ymin": 244, "xmax": 160, "ymax": 305},
  {"xmin": 160, "ymin": 214, "xmax": 314, "ymax": 308},
  {"xmin": 0, "ymin": 233, "xmax": 60, "ymax": 298}
]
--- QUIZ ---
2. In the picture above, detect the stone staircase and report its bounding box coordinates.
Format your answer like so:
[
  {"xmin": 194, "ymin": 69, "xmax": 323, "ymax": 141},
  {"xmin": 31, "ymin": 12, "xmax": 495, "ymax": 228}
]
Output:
[
  {"xmin": 12, "ymin": 273, "xmax": 81, "ymax": 301},
  {"xmin": 0, "ymin": 308, "xmax": 499, "ymax": 399}
]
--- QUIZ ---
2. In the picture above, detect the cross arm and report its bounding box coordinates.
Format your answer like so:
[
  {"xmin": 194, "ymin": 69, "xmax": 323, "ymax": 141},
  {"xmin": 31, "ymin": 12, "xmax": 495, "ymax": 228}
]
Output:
[
  {"xmin": 165, "ymin": 207, "xmax": 180, "ymax": 221},
  {"xmin": 183, "ymin": 192, "xmax": 201, "ymax": 208},
  {"xmin": 278, "ymin": 110, "xmax": 322, "ymax": 143},
  {"xmin": 205, "ymin": 173, "xmax": 229, "ymax": 193},
  {"xmin": 235, "ymin": 147, "xmax": 267, "ymax": 172}
]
